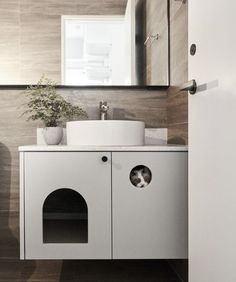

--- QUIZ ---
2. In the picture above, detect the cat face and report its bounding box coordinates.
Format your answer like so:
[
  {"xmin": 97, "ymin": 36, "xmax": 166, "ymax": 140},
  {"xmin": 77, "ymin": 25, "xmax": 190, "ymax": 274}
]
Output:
[{"xmin": 130, "ymin": 166, "xmax": 152, "ymax": 188}]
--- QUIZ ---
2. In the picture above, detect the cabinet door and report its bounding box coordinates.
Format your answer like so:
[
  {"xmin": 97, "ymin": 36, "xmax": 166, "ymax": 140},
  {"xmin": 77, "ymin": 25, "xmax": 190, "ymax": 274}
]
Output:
[
  {"xmin": 24, "ymin": 152, "xmax": 111, "ymax": 259},
  {"xmin": 112, "ymin": 152, "xmax": 187, "ymax": 259}
]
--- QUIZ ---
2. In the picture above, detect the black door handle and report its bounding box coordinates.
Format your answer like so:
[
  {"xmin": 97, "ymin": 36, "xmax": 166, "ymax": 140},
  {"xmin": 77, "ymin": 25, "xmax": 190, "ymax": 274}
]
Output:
[{"xmin": 180, "ymin": 79, "xmax": 197, "ymax": 94}]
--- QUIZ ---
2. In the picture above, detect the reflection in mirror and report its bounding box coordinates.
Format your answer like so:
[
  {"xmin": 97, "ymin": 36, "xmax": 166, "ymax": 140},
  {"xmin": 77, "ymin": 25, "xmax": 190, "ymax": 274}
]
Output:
[
  {"xmin": 62, "ymin": 16, "xmax": 128, "ymax": 85},
  {"xmin": 0, "ymin": 0, "xmax": 169, "ymax": 86}
]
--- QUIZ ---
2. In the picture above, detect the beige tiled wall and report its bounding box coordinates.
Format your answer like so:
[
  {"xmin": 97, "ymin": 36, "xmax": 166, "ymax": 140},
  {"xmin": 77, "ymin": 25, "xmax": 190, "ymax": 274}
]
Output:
[{"xmin": 167, "ymin": 0, "xmax": 188, "ymax": 144}]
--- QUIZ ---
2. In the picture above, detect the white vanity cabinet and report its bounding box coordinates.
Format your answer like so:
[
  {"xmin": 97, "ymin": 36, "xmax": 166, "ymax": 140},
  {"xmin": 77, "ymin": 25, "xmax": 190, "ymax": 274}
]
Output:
[
  {"xmin": 112, "ymin": 152, "xmax": 188, "ymax": 259},
  {"xmin": 20, "ymin": 147, "xmax": 187, "ymax": 260},
  {"xmin": 21, "ymin": 152, "xmax": 112, "ymax": 259}
]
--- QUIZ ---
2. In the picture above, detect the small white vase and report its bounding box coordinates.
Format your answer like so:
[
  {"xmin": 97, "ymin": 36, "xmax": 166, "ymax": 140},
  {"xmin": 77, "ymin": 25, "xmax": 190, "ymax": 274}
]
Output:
[{"xmin": 43, "ymin": 127, "xmax": 63, "ymax": 145}]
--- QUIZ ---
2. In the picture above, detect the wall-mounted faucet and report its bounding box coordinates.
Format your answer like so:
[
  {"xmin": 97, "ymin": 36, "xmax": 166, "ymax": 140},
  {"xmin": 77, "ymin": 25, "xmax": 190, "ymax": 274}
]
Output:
[{"xmin": 99, "ymin": 101, "xmax": 109, "ymax": 120}]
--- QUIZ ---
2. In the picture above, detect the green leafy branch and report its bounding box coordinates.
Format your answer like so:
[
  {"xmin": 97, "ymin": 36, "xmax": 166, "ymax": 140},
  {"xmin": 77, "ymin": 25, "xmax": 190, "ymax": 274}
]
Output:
[{"xmin": 22, "ymin": 76, "xmax": 88, "ymax": 127}]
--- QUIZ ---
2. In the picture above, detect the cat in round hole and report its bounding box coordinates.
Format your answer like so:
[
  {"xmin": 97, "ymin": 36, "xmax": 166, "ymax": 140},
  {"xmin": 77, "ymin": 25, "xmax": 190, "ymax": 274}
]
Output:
[{"xmin": 130, "ymin": 165, "xmax": 152, "ymax": 188}]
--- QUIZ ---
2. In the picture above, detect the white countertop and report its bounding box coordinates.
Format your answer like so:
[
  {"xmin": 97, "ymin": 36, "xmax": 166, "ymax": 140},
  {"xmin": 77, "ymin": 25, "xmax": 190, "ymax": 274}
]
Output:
[{"xmin": 19, "ymin": 145, "xmax": 188, "ymax": 152}]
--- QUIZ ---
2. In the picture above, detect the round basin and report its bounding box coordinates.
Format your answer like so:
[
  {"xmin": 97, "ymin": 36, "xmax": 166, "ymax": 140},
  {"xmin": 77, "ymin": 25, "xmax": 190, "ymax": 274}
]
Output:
[{"xmin": 66, "ymin": 120, "xmax": 145, "ymax": 146}]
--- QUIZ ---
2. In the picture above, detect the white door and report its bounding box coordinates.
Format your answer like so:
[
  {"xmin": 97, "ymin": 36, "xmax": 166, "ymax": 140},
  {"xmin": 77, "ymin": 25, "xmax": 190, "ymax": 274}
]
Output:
[
  {"xmin": 189, "ymin": 1, "xmax": 236, "ymax": 281},
  {"xmin": 112, "ymin": 152, "xmax": 188, "ymax": 259},
  {"xmin": 24, "ymin": 152, "xmax": 111, "ymax": 259}
]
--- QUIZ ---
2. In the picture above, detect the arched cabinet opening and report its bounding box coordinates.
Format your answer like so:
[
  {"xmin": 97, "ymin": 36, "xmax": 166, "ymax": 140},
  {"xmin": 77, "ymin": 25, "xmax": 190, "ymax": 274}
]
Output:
[{"xmin": 43, "ymin": 188, "xmax": 88, "ymax": 244}]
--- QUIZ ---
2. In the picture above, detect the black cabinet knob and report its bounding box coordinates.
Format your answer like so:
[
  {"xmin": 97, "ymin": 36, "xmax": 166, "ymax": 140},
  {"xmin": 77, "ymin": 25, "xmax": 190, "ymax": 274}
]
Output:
[{"xmin": 102, "ymin": 156, "xmax": 108, "ymax": 162}]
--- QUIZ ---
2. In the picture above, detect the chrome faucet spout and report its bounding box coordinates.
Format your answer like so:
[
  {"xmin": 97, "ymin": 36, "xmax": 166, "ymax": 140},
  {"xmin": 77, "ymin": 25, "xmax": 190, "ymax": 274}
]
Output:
[{"xmin": 99, "ymin": 101, "xmax": 109, "ymax": 120}]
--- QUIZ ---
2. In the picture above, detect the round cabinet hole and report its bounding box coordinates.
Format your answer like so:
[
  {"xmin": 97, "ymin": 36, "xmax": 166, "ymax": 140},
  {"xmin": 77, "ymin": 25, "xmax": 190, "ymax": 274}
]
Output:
[{"xmin": 129, "ymin": 165, "xmax": 152, "ymax": 188}]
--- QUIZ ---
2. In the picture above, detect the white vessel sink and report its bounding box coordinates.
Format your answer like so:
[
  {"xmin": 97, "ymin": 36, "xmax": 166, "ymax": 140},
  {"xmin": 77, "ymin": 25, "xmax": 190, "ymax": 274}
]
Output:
[{"xmin": 66, "ymin": 120, "xmax": 145, "ymax": 146}]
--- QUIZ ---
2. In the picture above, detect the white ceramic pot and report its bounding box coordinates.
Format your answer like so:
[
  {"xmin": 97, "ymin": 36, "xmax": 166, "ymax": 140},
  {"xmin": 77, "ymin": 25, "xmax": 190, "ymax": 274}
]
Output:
[{"xmin": 43, "ymin": 127, "xmax": 63, "ymax": 145}]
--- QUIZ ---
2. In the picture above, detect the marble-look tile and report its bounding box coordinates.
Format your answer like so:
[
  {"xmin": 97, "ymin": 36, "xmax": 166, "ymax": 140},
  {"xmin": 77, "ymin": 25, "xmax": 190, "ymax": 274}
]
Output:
[
  {"xmin": 168, "ymin": 123, "xmax": 188, "ymax": 145},
  {"xmin": 0, "ymin": 259, "xmax": 62, "ymax": 282},
  {"xmin": 167, "ymin": 0, "xmax": 188, "ymax": 144},
  {"xmin": 169, "ymin": 1, "xmax": 188, "ymax": 85},
  {"xmin": 0, "ymin": 211, "xmax": 19, "ymax": 259},
  {"xmin": 169, "ymin": 0, "xmax": 185, "ymax": 22},
  {"xmin": 60, "ymin": 89, "xmax": 167, "ymax": 127},
  {"xmin": 0, "ymin": 259, "xmax": 180, "ymax": 282},
  {"xmin": 0, "ymin": 0, "xmax": 20, "ymax": 84},
  {"xmin": 167, "ymin": 88, "xmax": 188, "ymax": 125},
  {"xmin": 145, "ymin": 0, "xmax": 169, "ymax": 85}
]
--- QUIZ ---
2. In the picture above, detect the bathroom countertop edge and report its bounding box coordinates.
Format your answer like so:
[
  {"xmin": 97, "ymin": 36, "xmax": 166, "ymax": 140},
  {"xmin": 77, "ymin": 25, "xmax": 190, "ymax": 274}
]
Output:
[{"xmin": 18, "ymin": 145, "xmax": 188, "ymax": 152}]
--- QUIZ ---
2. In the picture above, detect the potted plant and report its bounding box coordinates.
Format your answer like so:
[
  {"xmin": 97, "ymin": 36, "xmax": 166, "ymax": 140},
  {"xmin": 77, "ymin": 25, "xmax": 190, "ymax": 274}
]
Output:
[{"xmin": 22, "ymin": 76, "xmax": 88, "ymax": 145}]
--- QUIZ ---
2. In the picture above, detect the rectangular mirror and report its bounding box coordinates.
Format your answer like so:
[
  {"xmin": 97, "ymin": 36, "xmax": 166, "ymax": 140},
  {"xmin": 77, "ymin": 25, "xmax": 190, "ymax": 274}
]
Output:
[{"xmin": 0, "ymin": 0, "xmax": 169, "ymax": 86}]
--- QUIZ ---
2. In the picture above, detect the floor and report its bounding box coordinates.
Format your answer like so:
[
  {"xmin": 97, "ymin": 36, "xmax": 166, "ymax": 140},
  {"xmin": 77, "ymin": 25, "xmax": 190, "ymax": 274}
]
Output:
[{"xmin": 0, "ymin": 260, "xmax": 181, "ymax": 282}]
